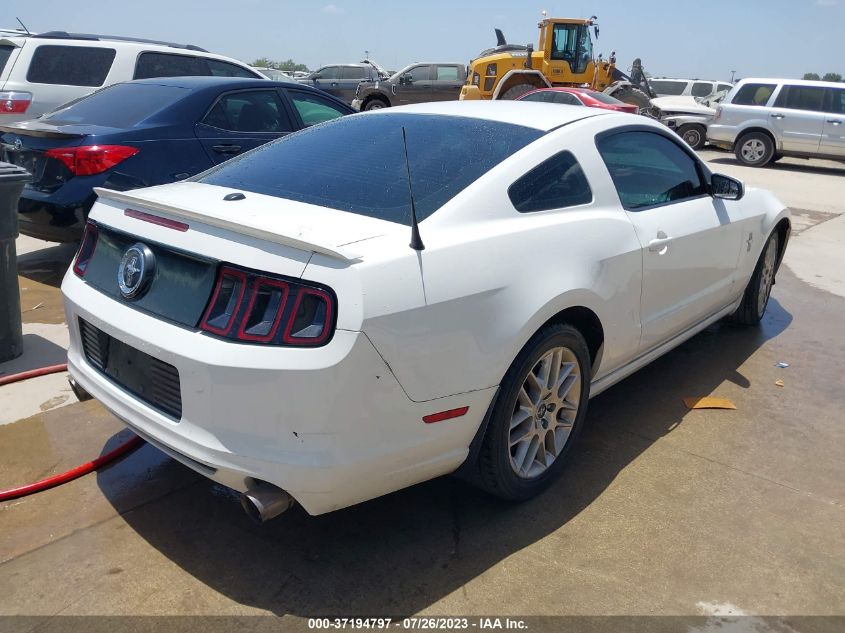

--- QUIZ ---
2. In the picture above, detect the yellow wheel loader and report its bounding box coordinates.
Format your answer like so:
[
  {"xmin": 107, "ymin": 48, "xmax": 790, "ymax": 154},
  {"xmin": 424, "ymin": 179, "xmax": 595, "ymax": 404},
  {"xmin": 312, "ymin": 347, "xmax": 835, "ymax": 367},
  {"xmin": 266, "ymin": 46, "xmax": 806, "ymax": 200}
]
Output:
[{"xmin": 460, "ymin": 15, "xmax": 655, "ymax": 112}]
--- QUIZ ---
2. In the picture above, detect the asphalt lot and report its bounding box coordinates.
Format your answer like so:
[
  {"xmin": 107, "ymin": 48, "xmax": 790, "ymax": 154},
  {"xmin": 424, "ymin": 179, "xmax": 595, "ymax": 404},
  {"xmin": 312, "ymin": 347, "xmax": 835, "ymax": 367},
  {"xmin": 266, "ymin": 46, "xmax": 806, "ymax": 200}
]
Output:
[{"xmin": 0, "ymin": 149, "xmax": 843, "ymax": 627}]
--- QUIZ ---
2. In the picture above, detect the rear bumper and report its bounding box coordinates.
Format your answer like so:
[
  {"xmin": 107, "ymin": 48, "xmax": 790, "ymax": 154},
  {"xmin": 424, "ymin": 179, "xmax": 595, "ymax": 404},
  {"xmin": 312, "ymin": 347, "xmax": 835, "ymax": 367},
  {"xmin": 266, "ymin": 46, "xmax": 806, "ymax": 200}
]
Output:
[
  {"xmin": 706, "ymin": 124, "xmax": 737, "ymax": 150},
  {"xmin": 62, "ymin": 272, "xmax": 494, "ymax": 515},
  {"xmin": 17, "ymin": 194, "xmax": 93, "ymax": 242}
]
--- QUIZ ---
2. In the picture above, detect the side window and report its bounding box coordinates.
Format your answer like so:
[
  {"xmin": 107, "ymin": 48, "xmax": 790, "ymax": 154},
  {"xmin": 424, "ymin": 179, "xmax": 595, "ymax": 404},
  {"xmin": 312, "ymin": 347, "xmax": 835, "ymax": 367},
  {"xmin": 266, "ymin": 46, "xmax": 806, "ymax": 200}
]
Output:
[
  {"xmin": 405, "ymin": 65, "xmax": 431, "ymax": 82},
  {"xmin": 828, "ymin": 88, "xmax": 845, "ymax": 115},
  {"xmin": 550, "ymin": 24, "xmax": 578, "ymax": 61},
  {"xmin": 340, "ymin": 66, "xmax": 367, "ymax": 80},
  {"xmin": 509, "ymin": 151, "xmax": 592, "ymax": 213},
  {"xmin": 551, "ymin": 92, "xmax": 582, "ymax": 105},
  {"xmin": 287, "ymin": 91, "xmax": 348, "ymax": 127},
  {"xmin": 203, "ymin": 90, "xmax": 293, "ymax": 133},
  {"xmin": 134, "ymin": 52, "xmax": 209, "ymax": 79},
  {"xmin": 27, "ymin": 45, "xmax": 116, "ymax": 86},
  {"xmin": 315, "ymin": 66, "xmax": 339, "ymax": 80},
  {"xmin": 774, "ymin": 85, "xmax": 826, "ymax": 112},
  {"xmin": 207, "ymin": 59, "xmax": 259, "ymax": 78},
  {"xmin": 649, "ymin": 80, "xmax": 686, "ymax": 96},
  {"xmin": 691, "ymin": 82, "xmax": 712, "ymax": 98},
  {"xmin": 731, "ymin": 83, "xmax": 776, "ymax": 106},
  {"xmin": 597, "ymin": 131, "xmax": 708, "ymax": 210},
  {"xmin": 717, "ymin": 83, "xmax": 734, "ymax": 94},
  {"xmin": 435, "ymin": 65, "xmax": 459, "ymax": 81}
]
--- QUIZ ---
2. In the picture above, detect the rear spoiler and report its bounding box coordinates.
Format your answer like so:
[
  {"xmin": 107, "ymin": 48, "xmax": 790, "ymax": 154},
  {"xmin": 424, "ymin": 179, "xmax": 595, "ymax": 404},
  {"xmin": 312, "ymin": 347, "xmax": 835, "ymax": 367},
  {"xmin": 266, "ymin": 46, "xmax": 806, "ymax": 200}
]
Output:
[
  {"xmin": 0, "ymin": 122, "xmax": 84, "ymax": 139},
  {"xmin": 93, "ymin": 187, "xmax": 362, "ymax": 261}
]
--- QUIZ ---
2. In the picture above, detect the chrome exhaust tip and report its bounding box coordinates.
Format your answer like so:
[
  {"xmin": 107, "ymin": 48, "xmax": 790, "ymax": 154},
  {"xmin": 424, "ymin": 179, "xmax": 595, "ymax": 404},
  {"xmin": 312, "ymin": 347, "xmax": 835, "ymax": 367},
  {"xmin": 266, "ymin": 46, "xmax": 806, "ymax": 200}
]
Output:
[{"xmin": 240, "ymin": 482, "xmax": 295, "ymax": 523}]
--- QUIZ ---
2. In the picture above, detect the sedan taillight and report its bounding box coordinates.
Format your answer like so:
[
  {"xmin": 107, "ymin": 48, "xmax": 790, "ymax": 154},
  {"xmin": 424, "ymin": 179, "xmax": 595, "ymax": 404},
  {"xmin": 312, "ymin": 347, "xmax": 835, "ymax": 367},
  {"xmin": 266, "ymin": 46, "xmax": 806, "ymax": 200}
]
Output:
[
  {"xmin": 73, "ymin": 222, "xmax": 99, "ymax": 277},
  {"xmin": 200, "ymin": 265, "xmax": 336, "ymax": 347},
  {"xmin": 45, "ymin": 145, "xmax": 139, "ymax": 176}
]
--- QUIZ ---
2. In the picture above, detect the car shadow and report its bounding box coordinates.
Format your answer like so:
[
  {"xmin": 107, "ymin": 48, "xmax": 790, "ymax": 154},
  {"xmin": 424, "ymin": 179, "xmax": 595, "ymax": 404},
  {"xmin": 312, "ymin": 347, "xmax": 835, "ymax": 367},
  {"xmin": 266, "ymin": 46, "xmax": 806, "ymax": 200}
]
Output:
[
  {"xmin": 98, "ymin": 299, "xmax": 792, "ymax": 617},
  {"xmin": 707, "ymin": 156, "xmax": 845, "ymax": 177},
  {"xmin": 16, "ymin": 243, "xmax": 77, "ymax": 289}
]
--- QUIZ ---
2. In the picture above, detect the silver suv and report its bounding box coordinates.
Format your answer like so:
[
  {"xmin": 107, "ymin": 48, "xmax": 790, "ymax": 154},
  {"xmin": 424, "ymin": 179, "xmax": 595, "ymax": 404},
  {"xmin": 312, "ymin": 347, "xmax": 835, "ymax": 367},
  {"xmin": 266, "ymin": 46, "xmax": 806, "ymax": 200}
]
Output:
[{"xmin": 708, "ymin": 78, "xmax": 845, "ymax": 167}]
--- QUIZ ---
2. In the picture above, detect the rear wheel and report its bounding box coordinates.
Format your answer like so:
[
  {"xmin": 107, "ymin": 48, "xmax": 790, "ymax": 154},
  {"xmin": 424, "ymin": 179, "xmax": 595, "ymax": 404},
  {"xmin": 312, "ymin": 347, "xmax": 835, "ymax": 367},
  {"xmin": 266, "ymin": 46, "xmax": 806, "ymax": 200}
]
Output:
[
  {"xmin": 678, "ymin": 123, "xmax": 706, "ymax": 150},
  {"xmin": 477, "ymin": 323, "xmax": 591, "ymax": 501},
  {"xmin": 732, "ymin": 232, "xmax": 780, "ymax": 325},
  {"xmin": 735, "ymin": 132, "xmax": 775, "ymax": 167},
  {"xmin": 500, "ymin": 83, "xmax": 536, "ymax": 100}
]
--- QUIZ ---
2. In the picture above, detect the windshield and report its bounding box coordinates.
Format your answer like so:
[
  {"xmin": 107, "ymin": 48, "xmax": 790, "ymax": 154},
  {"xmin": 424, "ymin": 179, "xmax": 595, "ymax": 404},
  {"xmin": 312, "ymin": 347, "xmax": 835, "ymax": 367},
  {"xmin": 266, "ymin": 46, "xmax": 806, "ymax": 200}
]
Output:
[
  {"xmin": 199, "ymin": 113, "xmax": 543, "ymax": 225},
  {"xmin": 42, "ymin": 82, "xmax": 190, "ymax": 127}
]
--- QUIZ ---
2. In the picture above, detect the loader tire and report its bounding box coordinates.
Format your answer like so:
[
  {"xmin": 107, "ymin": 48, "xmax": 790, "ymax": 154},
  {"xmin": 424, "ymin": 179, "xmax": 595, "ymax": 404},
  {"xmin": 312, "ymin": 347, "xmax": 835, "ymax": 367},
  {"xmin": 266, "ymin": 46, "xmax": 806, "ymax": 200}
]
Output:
[
  {"xmin": 500, "ymin": 83, "xmax": 535, "ymax": 100},
  {"xmin": 606, "ymin": 85, "xmax": 652, "ymax": 114}
]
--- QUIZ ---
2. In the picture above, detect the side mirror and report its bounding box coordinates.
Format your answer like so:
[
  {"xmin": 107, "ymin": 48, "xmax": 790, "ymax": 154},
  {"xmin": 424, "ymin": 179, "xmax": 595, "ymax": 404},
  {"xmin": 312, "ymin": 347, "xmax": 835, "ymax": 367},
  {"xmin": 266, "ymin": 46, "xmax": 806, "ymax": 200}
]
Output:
[
  {"xmin": 711, "ymin": 173, "xmax": 744, "ymax": 201},
  {"xmin": 311, "ymin": 74, "xmax": 322, "ymax": 81},
  {"xmin": 401, "ymin": 74, "xmax": 413, "ymax": 85}
]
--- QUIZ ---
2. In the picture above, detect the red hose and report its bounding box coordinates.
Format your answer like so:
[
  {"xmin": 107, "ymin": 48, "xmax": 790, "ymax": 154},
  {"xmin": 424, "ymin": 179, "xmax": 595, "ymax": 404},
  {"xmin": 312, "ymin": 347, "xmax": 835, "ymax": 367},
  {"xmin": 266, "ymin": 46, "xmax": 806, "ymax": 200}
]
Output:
[
  {"xmin": 0, "ymin": 435, "xmax": 144, "ymax": 502},
  {"xmin": 0, "ymin": 362, "xmax": 145, "ymax": 501},
  {"xmin": 0, "ymin": 363, "xmax": 68, "ymax": 387}
]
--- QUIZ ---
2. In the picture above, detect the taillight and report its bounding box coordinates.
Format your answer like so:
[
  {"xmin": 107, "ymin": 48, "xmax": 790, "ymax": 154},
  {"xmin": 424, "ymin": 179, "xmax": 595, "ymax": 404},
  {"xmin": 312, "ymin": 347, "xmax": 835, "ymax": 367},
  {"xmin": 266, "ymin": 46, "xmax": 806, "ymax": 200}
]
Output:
[
  {"xmin": 45, "ymin": 145, "xmax": 139, "ymax": 176},
  {"xmin": 200, "ymin": 265, "xmax": 336, "ymax": 347},
  {"xmin": 73, "ymin": 222, "xmax": 99, "ymax": 277},
  {"xmin": 714, "ymin": 106, "xmax": 723, "ymax": 122},
  {"xmin": 0, "ymin": 91, "xmax": 32, "ymax": 114}
]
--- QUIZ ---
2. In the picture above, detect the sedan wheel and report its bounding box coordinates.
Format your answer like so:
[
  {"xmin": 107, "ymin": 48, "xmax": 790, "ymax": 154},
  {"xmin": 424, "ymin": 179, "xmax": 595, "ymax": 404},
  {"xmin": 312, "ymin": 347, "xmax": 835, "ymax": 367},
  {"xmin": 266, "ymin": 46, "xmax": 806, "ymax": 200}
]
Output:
[
  {"xmin": 731, "ymin": 232, "xmax": 780, "ymax": 325},
  {"xmin": 477, "ymin": 323, "xmax": 591, "ymax": 501},
  {"xmin": 678, "ymin": 124, "xmax": 705, "ymax": 150},
  {"xmin": 509, "ymin": 346, "xmax": 581, "ymax": 479},
  {"xmin": 756, "ymin": 235, "xmax": 778, "ymax": 319}
]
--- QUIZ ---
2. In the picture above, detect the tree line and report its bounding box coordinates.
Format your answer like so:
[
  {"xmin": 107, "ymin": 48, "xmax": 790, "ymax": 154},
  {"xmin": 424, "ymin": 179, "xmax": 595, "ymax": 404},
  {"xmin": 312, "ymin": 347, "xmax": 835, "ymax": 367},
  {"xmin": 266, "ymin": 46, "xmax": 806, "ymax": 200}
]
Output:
[
  {"xmin": 802, "ymin": 72, "xmax": 843, "ymax": 82},
  {"xmin": 251, "ymin": 58, "xmax": 310, "ymax": 72}
]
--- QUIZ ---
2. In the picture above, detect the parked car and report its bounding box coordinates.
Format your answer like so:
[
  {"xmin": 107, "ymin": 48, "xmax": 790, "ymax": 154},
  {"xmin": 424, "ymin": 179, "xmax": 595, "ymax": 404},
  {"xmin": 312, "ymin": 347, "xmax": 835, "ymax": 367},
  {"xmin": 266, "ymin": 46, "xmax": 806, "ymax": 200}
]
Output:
[
  {"xmin": 351, "ymin": 62, "xmax": 468, "ymax": 111},
  {"xmin": 0, "ymin": 31, "xmax": 263, "ymax": 123},
  {"xmin": 648, "ymin": 78, "xmax": 734, "ymax": 99},
  {"xmin": 651, "ymin": 93, "xmax": 728, "ymax": 149},
  {"xmin": 297, "ymin": 61, "xmax": 388, "ymax": 103},
  {"xmin": 0, "ymin": 77, "xmax": 353, "ymax": 241},
  {"xmin": 251, "ymin": 67, "xmax": 294, "ymax": 82},
  {"xmin": 708, "ymin": 77, "xmax": 845, "ymax": 166},
  {"xmin": 61, "ymin": 101, "xmax": 790, "ymax": 519},
  {"xmin": 517, "ymin": 87, "xmax": 638, "ymax": 114}
]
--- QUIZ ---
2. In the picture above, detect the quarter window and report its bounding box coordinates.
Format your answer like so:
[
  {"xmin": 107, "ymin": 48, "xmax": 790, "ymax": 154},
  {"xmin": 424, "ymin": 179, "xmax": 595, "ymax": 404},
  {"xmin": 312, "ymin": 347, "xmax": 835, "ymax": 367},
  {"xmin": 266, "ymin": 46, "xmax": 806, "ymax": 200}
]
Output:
[
  {"xmin": 203, "ymin": 90, "xmax": 293, "ymax": 133},
  {"xmin": 207, "ymin": 59, "xmax": 258, "ymax": 78},
  {"xmin": 774, "ymin": 85, "xmax": 826, "ymax": 112},
  {"xmin": 288, "ymin": 91, "xmax": 348, "ymax": 127},
  {"xmin": 597, "ymin": 131, "xmax": 708, "ymax": 210},
  {"xmin": 732, "ymin": 83, "xmax": 776, "ymax": 106},
  {"xmin": 509, "ymin": 151, "xmax": 592, "ymax": 213},
  {"xmin": 27, "ymin": 45, "xmax": 116, "ymax": 86}
]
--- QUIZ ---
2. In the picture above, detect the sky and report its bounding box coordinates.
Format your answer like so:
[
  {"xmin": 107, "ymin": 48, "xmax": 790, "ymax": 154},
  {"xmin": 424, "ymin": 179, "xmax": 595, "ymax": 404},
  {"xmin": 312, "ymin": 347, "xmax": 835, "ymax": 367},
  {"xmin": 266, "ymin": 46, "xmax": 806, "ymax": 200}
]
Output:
[{"xmin": 3, "ymin": 0, "xmax": 844, "ymax": 80}]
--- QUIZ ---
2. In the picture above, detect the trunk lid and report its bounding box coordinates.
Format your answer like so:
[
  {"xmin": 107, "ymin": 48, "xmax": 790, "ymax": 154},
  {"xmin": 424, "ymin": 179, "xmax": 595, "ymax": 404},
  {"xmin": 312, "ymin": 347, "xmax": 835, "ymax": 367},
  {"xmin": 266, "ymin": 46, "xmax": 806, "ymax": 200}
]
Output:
[{"xmin": 0, "ymin": 123, "xmax": 94, "ymax": 192}]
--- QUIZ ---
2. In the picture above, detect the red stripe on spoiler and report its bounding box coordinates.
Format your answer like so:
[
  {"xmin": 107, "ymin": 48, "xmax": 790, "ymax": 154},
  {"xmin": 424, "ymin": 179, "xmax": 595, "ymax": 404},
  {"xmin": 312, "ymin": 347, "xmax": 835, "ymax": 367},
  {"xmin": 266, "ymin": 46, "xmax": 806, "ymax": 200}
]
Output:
[{"xmin": 124, "ymin": 209, "xmax": 189, "ymax": 232}]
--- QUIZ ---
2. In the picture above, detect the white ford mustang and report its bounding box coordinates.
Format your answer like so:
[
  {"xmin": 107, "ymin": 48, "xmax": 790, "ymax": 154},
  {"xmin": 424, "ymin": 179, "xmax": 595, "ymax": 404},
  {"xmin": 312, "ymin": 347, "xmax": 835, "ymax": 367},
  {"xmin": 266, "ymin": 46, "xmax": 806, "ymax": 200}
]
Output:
[{"xmin": 62, "ymin": 101, "xmax": 790, "ymax": 520}]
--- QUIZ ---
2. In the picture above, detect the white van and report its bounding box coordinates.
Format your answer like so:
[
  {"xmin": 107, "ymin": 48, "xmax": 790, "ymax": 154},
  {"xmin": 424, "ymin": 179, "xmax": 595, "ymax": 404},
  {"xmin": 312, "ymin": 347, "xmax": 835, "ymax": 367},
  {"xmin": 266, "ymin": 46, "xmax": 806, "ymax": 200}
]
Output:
[
  {"xmin": 0, "ymin": 31, "xmax": 263, "ymax": 123},
  {"xmin": 648, "ymin": 78, "xmax": 734, "ymax": 99}
]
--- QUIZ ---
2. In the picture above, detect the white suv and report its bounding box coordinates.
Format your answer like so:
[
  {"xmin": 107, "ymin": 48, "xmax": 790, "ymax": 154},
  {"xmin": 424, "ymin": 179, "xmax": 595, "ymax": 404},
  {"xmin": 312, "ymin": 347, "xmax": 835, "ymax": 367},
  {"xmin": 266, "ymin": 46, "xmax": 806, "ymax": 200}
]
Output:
[
  {"xmin": 707, "ymin": 78, "xmax": 845, "ymax": 167},
  {"xmin": 0, "ymin": 30, "xmax": 262, "ymax": 123},
  {"xmin": 648, "ymin": 78, "xmax": 734, "ymax": 99}
]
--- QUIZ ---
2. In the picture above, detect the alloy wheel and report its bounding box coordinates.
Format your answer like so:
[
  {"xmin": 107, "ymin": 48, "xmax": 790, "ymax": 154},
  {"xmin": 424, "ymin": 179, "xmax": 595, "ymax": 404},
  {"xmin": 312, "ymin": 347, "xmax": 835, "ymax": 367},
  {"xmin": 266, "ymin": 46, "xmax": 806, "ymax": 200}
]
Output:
[
  {"xmin": 509, "ymin": 346, "xmax": 582, "ymax": 479},
  {"xmin": 757, "ymin": 238, "xmax": 777, "ymax": 317},
  {"xmin": 741, "ymin": 139, "xmax": 767, "ymax": 163}
]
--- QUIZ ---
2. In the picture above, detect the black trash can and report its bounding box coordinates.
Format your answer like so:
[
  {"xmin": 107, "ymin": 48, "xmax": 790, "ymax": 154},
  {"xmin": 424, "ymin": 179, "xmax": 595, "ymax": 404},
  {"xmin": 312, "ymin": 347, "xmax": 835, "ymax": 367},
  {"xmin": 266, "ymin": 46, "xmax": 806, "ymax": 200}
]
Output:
[{"xmin": 0, "ymin": 162, "xmax": 33, "ymax": 362}]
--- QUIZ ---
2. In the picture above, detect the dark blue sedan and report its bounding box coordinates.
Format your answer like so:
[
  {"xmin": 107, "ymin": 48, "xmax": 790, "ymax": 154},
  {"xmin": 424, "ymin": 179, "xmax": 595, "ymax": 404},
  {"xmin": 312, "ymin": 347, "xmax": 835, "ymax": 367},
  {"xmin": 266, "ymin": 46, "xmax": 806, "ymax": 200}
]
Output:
[{"xmin": 0, "ymin": 77, "xmax": 354, "ymax": 241}]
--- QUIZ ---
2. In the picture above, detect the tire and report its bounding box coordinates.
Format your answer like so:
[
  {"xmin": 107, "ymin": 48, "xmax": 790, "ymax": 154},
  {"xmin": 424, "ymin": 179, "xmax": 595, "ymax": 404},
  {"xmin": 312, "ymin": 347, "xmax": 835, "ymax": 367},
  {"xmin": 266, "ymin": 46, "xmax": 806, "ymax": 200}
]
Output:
[
  {"xmin": 500, "ymin": 83, "xmax": 536, "ymax": 100},
  {"xmin": 476, "ymin": 323, "xmax": 591, "ymax": 501},
  {"xmin": 605, "ymin": 85, "xmax": 652, "ymax": 113},
  {"xmin": 731, "ymin": 232, "xmax": 780, "ymax": 325},
  {"xmin": 735, "ymin": 131, "xmax": 775, "ymax": 167},
  {"xmin": 678, "ymin": 124, "xmax": 706, "ymax": 150},
  {"xmin": 363, "ymin": 98, "xmax": 389, "ymax": 111}
]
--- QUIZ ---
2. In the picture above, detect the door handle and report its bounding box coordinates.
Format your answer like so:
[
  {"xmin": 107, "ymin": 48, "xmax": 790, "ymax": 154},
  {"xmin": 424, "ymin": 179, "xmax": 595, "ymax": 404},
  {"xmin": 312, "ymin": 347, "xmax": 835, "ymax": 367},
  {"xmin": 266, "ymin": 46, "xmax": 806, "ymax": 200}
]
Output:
[
  {"xmin": 827, "ymin": 120, "xmax": 842, "ymax": 126},
  {"xmin": 770, "ymin": 113, "xmax": 785, "ymax": 119},
  {"xmin": 648, "ymin": 231, "xmax": 672, "ymax": 253},
  {"xmin": 212, "ymin": 144, "xmax": 242, "ymax": 154}
]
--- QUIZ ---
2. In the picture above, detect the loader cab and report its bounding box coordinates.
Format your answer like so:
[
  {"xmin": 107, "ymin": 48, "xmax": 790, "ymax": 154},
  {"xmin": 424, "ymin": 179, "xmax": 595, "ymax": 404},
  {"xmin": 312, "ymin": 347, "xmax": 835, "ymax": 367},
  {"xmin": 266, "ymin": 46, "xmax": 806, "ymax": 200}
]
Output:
[{"xmin": 539, "ymin": 20, "xmax": 595, "ymax": 81}]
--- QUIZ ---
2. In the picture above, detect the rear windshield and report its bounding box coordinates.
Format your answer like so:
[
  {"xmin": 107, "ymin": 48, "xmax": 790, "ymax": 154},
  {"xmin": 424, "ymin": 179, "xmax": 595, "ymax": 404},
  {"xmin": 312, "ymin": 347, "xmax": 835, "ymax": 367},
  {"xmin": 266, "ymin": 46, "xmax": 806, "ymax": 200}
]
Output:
[
  {"xmin": 0, "ymin": 46, "xmax": 14, "ymax": 75},
  {"xmin": 41, "ymin": 83, "xmax": 189, "ymax": 127},
  {"xmin": 198, "ymin": 113, "xmax": 544, "ymax": 225},
  {"xmin": 649, "ymin": 80, "xmax": 686, "ymax": 96},
  {"xmin": 588, "ymin": 91, "xmax": 625, "ymax": 105}
]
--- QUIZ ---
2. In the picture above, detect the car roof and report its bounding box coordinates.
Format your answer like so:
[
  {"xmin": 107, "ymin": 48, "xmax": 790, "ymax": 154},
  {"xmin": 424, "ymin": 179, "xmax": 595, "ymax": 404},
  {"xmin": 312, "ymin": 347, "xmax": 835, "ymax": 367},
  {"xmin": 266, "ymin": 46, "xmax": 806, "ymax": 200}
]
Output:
[
  {"xmin": 737, "ymin": 77, "xmax": 844, "ymax": 89},
  {"xmin": 371, "ymin": 100, "xmax": 606, "ymax": 131},
  {"xmin": 128, "ymin": 76, "xmax": 288, "ymax": 89}
]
